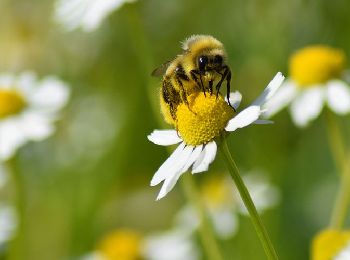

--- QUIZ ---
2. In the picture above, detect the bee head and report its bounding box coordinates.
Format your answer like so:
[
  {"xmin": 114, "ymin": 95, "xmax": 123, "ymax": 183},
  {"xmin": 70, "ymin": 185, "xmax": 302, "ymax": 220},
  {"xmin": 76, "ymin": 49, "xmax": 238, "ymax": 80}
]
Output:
[{"xmin": 197, "ymin": 54, "xmax": 224, "ymax": 74}]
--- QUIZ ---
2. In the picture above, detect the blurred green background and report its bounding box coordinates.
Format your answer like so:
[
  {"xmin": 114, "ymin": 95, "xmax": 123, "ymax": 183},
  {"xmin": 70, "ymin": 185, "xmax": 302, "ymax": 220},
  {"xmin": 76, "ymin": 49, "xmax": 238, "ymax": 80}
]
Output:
[{"xmin": 1, "ymin": 0, "xmax": 350, "ymax": 259}]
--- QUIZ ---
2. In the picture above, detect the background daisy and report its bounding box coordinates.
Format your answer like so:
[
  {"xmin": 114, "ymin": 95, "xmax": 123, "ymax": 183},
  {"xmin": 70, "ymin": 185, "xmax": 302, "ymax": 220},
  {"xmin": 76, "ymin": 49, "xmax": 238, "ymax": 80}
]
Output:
[
  {"xmin": 265, "ymin": 45, "xmax": 350, "ymax": 127},
  {"xmin": 0, "ymin": 72, "xmax": 70, "ymax": 161}
]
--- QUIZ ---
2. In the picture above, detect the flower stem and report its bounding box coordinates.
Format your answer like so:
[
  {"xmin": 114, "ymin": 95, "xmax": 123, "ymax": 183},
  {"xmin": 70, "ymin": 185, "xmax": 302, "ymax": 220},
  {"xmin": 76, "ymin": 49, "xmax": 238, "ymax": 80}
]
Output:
[
  {"xmin": 324, "ymin": 111, "xmax": 350, "ymax": 229},
  {"xmin": 182, "ymin": 174, "xmax": 223, "ymax": 260},
  {"xmin": 220, "ymin": 139, "xmax": 278, "ymax": 260}
]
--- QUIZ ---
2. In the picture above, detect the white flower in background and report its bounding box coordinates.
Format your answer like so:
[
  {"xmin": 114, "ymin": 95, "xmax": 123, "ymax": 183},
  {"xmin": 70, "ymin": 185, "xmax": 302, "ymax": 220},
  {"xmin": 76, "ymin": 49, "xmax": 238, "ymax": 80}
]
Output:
[
  {"xmin": 175, "ymin": 172, "xmax": 280, "ymax": 239},
  {"xmin": 148, "ymin": 72, "xmax": 285, "ymax": 200},
  {"xmin": 54, "ymin": 0, "xmax": 137, "ymax": 32},
  {"xmin": 312, "ymin": 229, "xmax": 350, "ymax": 260},
  {"xmin": 82, "ymin": 228, "xmax": 199, "ymax": 260},
  {"xmin": 143, "ymin": 229, "xmax": 199, "ymax": 260},
  {"xmin": 0, "ymin": 204, "xmax": 17, "ymax": 244},
  {"xmin": 0, "ymin": 72, "xmax": 70, "ymax": 161},
  {"xmin": 265, "ymin": 45, "xmax": 350, "ymax": 127}
]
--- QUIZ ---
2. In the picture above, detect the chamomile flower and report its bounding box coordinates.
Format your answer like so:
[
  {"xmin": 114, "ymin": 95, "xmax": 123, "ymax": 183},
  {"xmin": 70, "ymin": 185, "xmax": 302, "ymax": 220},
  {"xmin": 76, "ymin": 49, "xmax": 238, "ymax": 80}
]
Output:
[
  {"xmin": 148, "ymin": 72, "xmax": 285, "ymax": 200},
  {"xmin": 312, "ymin": 229, "xmax": 350, "ymax": 260},
  {"xmin": 176, "ymin": 172, "xmax": 280, "ymax": 239},
  {"xmin": 265, "ymin": 45, "xmax": 350, "ymax": 127},
  {"xmin": 0, "ymin": 72, "xmax": 70, "ymax": 161},
  {"xmin": 83, "ymin": 228, "xmax": 198, "ymax": 260},
  {"xmin": 54, "ymin": 0, "xmax": 137, "ymax": 32}
]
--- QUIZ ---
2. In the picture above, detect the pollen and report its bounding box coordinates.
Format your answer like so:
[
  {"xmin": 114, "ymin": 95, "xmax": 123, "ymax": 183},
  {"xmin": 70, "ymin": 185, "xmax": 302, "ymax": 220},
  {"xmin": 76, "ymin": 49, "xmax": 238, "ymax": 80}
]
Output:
[
  {"xmin": 97, "ymin": 229, "xmax": 142, "ymax": 260},
  {"xmin": 0, "ymin": 89, "xmax": 27, "ymax": 119},
  {"xmin": 312, "ymin": 229, "xmax": 350, "ymax": 260},
  {"xmin": 289, "ymin": 45, "xmax": 345, "ymax": 87},
  {"xmin": 176, "ymin": 92, "xmax": 235, "ymax": 146}
]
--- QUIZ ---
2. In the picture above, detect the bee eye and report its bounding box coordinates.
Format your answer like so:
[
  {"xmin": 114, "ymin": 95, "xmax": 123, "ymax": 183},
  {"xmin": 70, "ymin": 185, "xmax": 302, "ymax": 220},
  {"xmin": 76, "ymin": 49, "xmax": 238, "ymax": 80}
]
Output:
[
  {"xmin": 214, "ymin": 55, "xmax": 223, "ymax": 64},
  {"xmin": 198, "ymin": 55, "xmax": 208, "ymax": 72}
]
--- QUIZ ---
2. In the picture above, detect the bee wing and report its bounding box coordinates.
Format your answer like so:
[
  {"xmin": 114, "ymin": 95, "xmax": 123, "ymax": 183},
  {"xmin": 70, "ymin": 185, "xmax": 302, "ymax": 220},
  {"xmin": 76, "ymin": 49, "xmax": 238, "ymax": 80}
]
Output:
[{"xmin": 151, "ymin": 60, "xmax": 172, "ymax": 77}]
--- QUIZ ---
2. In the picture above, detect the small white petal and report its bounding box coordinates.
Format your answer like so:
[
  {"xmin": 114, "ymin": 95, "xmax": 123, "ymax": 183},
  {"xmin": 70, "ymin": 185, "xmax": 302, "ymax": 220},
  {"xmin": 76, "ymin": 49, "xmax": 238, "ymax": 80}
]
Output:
[
  {"xmin": 156, "ymin": 145, "xmax": 194, "ymax": 200},
  {"xmin": 326, "ymin": 80, "xmax": 350, "ymax": 114},
  {"xmin": 181, "ymin": 145, "xmax": 203, "ymax": 172},
  {"xmin": 252, "ymin": 72, "xmax": 285, "ymax": 106},
  {"xmin": 18, "ymin": 113, "xmax": 55, "ymax": 141},
  {"xmin": 29, "ymin": 77, "xmax": 70, "ymax": 112},
  {"xmin": 148, "ymin": 130, "xmax": 182, "ymax": 146},
  {"xmin": 192, "ymin": 141, "xmax": 217, "ymax": 174},
  {"xmin": 150, "ymin": 142, "xmax": 186, "ymax": 186},
  {"xmin": 263, "ymin": 80, "xmax": 298, "ymax": 117},
  {"xmin": 211, "ymin": 210, "xmax": 239, "ymax": 239},
  {"xmin": 225, "ymin": 106, "xmax": 261, "ymax": 132},
  {"xmin": 225, "ymin": 91, "xmax": 242, "ymax": 110},
  {"xmin": 0, "ymin": 119, "xmax": 26, "ymax": 160},
  {"xmin": 289, "ymin": 87, "xmax": 325, "ymax": 127},
  {"xmin": 335, "ymin": 242, "xmax": 350, "ymax": 260}
]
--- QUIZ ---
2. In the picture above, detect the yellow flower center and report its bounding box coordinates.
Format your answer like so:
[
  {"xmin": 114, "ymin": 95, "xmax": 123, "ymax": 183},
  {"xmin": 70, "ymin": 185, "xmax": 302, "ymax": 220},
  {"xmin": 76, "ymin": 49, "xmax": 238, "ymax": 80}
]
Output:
[
  {"xmin": 176, "ymin": 92, "xmax": 235, "ymax": 146},
  {"xmin": 97, "ymin": 229, "xmax": 142, "ymax": 260},
  {"xmin": 312, "ymin": 229, "xmax": 350, "ymax": 260},
  {"xmin": 289, "ymin": 45, "xmax": 345, "ymax": 87},
  {"xmin": 0, "ymin": 89, "xmax": 26, "ymax": 119}
]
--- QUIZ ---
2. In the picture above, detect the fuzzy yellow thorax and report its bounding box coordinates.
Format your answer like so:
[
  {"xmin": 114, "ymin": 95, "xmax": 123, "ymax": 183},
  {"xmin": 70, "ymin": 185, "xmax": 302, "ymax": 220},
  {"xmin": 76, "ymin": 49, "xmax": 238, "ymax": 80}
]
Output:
[
  {"xmin": 289, "ymin": 45, "xmax": 345, "ymax": 87},
  {"xmin": 97, "ymin": 229, "xmax": 142, "ymax": 260},
  {"xmin": 176, "ymin": 92, "xmax": 235, "ymax": 146},
  {"xmin": 312, "ymin": 229, "xmax": 350, "ymax": 260},
  {"xmin": 0, "ymin": 89, "xmax": 26, "ymax": 119}
]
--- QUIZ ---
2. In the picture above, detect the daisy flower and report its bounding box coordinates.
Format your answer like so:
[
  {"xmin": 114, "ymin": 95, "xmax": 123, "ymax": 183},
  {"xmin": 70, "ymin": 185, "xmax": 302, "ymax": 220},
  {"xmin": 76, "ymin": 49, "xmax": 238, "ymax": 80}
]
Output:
[
  {"xmin": 54, "ymin": 0, "xmax": 137, "ymax": 32},
  {"xmin": 147, "ymin": 72, "xmax": 285, "ymax": 200},
  {"xmin": 0, "ymin": 72, "xmax": 70, "ymax": 161},
  {"xmin": 176, "ymin": 172, "xmax": 280, "ymax": 239},
  {"xmin": 82, "ymin": 228, "xmax": 199, "ymax": 260},
  {"xmin": 312, "ymin": 229, "xmax": 350, "ymax": 260},
  {"xmin": 265, "ymin": 45, "xmax": 350, "ymax": 127}
]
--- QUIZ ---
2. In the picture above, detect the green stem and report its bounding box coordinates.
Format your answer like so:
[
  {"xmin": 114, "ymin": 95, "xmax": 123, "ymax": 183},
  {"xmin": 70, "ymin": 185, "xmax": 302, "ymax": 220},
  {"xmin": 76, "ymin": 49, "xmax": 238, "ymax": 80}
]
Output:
[
  {"xmin": 330, "ymin": 168, "xmax": 350, "ymax": 229},
  {"xmin": 325, "ymin": 111, "xmax": 350, "ymax": 229},
  {"xmin": 220, "ymin": 139, "xmax": 278, "ymax": 260},
  {"xmin": 182, "ymin": 174, "xmax": 223, "ymax": 260},
  {"xmin": 125, "ymin": 4, "xmax": 223, "ymax": 259}
]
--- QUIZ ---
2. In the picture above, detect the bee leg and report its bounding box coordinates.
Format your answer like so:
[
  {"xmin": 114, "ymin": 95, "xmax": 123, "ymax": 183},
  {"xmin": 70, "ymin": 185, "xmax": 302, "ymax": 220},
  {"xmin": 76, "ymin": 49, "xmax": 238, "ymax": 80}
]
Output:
[
  {"xmin": 209, "ymin": 80, "xmax": 213, "ymax": 95},
  {"xmin": 225, "ymin": 70, "xmax": 236, "ymax": 111},
  {"xmin": 215, "ymin": 66, "xmax": 229, "ymax": 99},
  {"xmin": 190, "ymin": 70, "xmax": 206, "ymax": 96}
]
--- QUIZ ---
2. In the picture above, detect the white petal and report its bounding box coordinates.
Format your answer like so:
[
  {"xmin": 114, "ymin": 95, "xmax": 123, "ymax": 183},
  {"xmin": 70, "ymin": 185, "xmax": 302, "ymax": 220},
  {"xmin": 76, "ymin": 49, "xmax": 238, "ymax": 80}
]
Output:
[
  {"xmin": 263, "ymin": 80, "xmax": 298, "ymax": 117},
  {"xmin": 150, "ymin": 142, "xmax": 186, "ymax": 186},
  {"xmin": 335, "ymin": 242, "xmax": 350, "ymax": 260},
  {"xmin": 18, "ymin": 113, "xmax": 55, "ymax": 141},
  {"xmin": 148, "ymin": 130, "xmax": 182, "ymax": 146},
  {"xmin": 143, "ymin": 229, "xmax": 199, "ymax": 260},
  {"xmin": 225, "ymin": 106, "xmax": 261, "ymax": 132},
  {"xmin": 156, "ymin": 145, "xmax": 194, "ymax": 200},
  {"xmin": 225, "ymin": 91, "xmax": 242, "ymax": 110},
  {"xmin": 181, "ymin": 145, "xmax": 203, "ymax": 171},
  {"xmin": 28, "ymin": 77, "xmax": 70, "ymax": 112},
  {"xmin": 211, "ymin": 210, "xmax": 239, "ymax": 239},
  {"xmin": 192, "ymin": 141, "xmax": 217, "ymax": 174},
  {"xmin": 15, "ymin": 72, "xmax": 37, "ymax": 96},
  {"xmin": 289, "ymin": 87, "xmax": 325, "ymax": 127},
  {"xmin": 326, "ymin": 80, "xmax": 350, "ymax": 114},
  {"xmin": 252, "ymin": 72, "xmax": 285, "ymax": 106},
  {"xmin": 0, "ymin": 119, "xmax": 26, "ymax": 160}
]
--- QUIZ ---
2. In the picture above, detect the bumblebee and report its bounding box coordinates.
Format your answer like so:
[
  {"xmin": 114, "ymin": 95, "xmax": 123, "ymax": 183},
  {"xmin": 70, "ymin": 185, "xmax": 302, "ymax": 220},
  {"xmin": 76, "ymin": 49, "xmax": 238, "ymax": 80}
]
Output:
[{"xmin": 152, "ymin": 35, "xmax": 233, "ymax": 125}]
